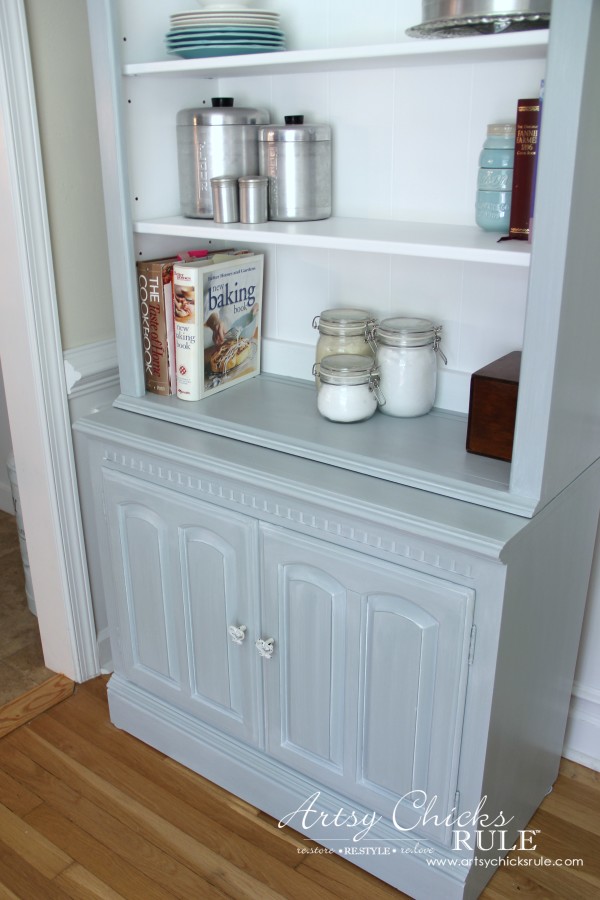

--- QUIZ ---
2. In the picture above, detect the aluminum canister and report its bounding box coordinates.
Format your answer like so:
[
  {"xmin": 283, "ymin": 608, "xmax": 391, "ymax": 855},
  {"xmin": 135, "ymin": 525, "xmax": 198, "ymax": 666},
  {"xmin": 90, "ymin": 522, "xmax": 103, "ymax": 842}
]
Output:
[
  {"xmin": 238, "ymin": 175, "xmax": 268, "ymax": 223},
  {"xmin": 258, "ymin": 115, "xmax": 332, "ymax": 221},
  {"xmin": 176, "ymin": 97, "xmax": 269, "ymax": 219},
  {"xmin": 211, "ymin": 176, "xmax": 239, "ymax": 223}
]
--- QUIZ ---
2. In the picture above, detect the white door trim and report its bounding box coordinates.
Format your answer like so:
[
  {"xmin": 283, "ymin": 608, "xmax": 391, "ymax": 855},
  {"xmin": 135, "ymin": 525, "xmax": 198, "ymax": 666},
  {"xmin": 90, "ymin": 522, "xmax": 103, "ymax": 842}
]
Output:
[{"xmin": 0, "ymin": 0, "xmax": 99, "ymax": 681}]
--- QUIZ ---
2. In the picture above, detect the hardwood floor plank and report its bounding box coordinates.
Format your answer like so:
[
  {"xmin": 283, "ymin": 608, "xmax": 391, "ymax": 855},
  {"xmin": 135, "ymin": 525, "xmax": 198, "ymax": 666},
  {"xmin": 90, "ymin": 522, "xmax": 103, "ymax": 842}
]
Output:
[
  {"xmin": 0, "ymin": 800, "xmax": 72, "ymax": 879},
  {"xmin": 0, "ymin": 767, "xmax": 43, "ymax": 817},
  {"xmin": 54, "ymin": 863, "xmax": 129, "ymax": 900},
  {"xmin": 0, "ymin": 840, "xmax": 73, "ymax": 899},
  {"xmin": 10, "ymin": 722, "xmax": 339, "ymax": 900},
  {"xmin": 483, "ymin": 857, "xmax": 599, "ymax": 900},
  {"xmin": 46, "ymin": 687, "xmax": 320, "ymax": 865},
  {"xmin": 0, "ymin": 739, "xmax": 228, "ymax": 900},
  {"xmin": 559, "ymin": 758, "xmax": 600, "ymax": 790},
  {"xmin": 481, "ymin": 868, "xmax": 568, "ymax": 900},
  {"xmin": 43, "ymin": 697, "xmax": 305, "ymax": 868},
  {"xmin": 0, "ymin": 678, "xmax": 597, "ymax": 900},
  {"xmin": 0, "ymin": 673, "xmax": 74, "ymax": 739},
  {"xmin": 541, "ymin": 782, "xmax": 600, "ymax": 836},
  {"xmin": 296, "ymin": 853, "xmax": 407, "ymax": 899},
  {"xmin": 528, "ymin": 809, "xmax": 600, "ymax": 880},
  {"xmin": 25, "ymin": 804, "xmax": 177, "ymax": 900},
  {"xmin": 50, "ymin": 682, "xmax": 167, "ymax": 762}
]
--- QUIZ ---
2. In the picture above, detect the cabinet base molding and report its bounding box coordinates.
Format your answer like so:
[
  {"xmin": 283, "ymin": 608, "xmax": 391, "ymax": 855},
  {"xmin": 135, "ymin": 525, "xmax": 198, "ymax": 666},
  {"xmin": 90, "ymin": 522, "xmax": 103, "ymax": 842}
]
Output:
[{"xmin": 107, "ymin": 673, "xmax": 475, "ymax": 900}]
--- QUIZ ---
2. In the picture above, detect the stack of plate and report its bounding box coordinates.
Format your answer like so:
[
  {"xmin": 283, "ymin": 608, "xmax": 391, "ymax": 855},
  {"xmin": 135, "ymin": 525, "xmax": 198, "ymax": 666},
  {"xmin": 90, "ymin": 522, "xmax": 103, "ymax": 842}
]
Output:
[{"xmin": 166, "ymin": 4, "xmax": 286, "ymax": 59}]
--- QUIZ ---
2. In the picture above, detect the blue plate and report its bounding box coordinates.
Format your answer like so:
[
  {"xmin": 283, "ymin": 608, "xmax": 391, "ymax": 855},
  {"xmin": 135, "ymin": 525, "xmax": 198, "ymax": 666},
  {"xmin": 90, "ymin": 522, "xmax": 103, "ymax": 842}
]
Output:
[
  {"xmin": 168, "ymin": 44, "xmax": 284, "ymax": 58},
  {"xmin": 167, "ymin": 38, "xmax": 285, "ymax": 48},
  {"xmin": 167, "ymin": 26, "xmax": 285, "ymax": 37},
  {"xmin": 167, "ymin": 33, "xmax": 284, "ymax": 44}
]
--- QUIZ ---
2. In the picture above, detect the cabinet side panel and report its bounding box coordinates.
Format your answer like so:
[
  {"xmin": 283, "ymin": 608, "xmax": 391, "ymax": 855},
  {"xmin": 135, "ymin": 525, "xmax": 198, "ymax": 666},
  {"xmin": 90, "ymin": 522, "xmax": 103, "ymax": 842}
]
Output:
[
  {"xmin": 512, "ymin": 0, "xmax": 600, "ymax": 504},
  {"xmin": 86, "ymin": 0, "xmax": 143, "ymax": 397}
]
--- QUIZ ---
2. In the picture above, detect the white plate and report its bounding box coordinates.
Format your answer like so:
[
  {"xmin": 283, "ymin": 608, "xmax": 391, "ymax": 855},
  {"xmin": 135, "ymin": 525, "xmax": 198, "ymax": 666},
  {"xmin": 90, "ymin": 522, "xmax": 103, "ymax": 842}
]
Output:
[
  {"xmin": 172, "ymin": 12, "xmax": 278, "ymax": 19},
  {"xmin": 168, "ymin": 26, "xmax": 285, "ymax": 35},
  {"xmin": 171, "ymin": 16, "xmax": 280, "ymax": 25},
  {"xmin": 172, "ymin": 16, "xmax": 279, "ymax": 25},
  {"xmin": 170, "ymin": 18, "xmax": 280, "ymax": 29},
  {"xmin": 171, "ymin": 9, "xmax": 279, "ymax": 19}
]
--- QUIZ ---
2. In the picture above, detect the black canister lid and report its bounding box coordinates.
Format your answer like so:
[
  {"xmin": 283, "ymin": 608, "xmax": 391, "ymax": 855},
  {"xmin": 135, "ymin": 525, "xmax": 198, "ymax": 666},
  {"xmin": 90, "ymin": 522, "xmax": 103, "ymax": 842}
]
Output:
[
  {"xmin": 212, "ymin": 97, "xmax": 234, "ymax": 107},
  {"xmin": 284, "ymin": 115, "xmax": 304, "ymax": 124}
]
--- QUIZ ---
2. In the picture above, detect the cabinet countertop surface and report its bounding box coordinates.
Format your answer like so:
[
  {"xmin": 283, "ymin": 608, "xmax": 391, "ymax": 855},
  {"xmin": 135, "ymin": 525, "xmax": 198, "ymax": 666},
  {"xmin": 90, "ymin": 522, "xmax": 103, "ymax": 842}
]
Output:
[{"xmin": 75, "ymin": 401, "xmax": 532, "ymax": 560}]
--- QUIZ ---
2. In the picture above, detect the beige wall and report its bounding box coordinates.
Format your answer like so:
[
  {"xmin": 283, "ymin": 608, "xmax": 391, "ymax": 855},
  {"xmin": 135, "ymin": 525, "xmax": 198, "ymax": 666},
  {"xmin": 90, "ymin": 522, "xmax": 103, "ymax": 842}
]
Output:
[{"xmin": 24, "ymin": 0, "xmax": 114, "ymax": 351}]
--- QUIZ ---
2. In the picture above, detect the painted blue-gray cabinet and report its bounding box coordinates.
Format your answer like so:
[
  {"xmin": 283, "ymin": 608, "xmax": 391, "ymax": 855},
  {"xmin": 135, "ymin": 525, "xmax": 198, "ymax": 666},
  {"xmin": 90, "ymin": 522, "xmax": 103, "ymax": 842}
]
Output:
[
  {"xmin": 100, "ymin": 458, "xmax": 475, "ymax": 850},
  {"xmin": 102, "ymin": 468, "xmax": 262, "ymax": 745},
  {"xmin": 78, "ymin": 1, "xmax": 600, "ymax": 896},
  {"xmin": 73, "ymin": 406, "xmax": 600, "ymax": 899},
  {"xmin": 260, "ymin": 525, "xmax": 474, "ymax": 847}
]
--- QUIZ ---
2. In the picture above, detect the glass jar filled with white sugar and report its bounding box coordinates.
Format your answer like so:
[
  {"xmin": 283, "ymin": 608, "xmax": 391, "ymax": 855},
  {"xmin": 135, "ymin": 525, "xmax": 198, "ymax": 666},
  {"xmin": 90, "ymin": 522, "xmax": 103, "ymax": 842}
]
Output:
[
  {"xmin": 314, "ymin": 354, "xmax": 383, "ymax": 423},
  {"xmin": 367, "ymin": 317, "xmax": 447, "ymax": 417},
  {"xmin": 313, "ymin": 308, "xmax": 375, "ymax": 386}
]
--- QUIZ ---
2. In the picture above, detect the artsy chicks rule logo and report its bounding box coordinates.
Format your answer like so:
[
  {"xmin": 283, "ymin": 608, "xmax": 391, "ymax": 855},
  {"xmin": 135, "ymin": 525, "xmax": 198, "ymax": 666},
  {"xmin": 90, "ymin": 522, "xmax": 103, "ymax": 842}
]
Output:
[{"xmin": 278, "ymin": 790, "xmax": 540, "ymax": 857}]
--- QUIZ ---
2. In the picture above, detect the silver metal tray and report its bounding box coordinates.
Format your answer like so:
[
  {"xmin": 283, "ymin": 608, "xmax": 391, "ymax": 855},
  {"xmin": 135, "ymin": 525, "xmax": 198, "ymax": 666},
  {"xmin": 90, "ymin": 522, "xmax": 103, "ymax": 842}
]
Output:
[
  {"xmin": 406, "ymin": 12, "xmax": 549, "ymax": 37},
  {"xmin": 407, "ymin": 0, "xmax": 550, "ymax": 38}
]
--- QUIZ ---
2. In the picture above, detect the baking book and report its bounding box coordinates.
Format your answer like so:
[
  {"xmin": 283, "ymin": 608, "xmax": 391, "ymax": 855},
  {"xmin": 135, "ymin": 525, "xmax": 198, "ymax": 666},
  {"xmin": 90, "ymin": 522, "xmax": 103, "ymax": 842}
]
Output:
[
  {"xmin": 136, "ymin": 257, "xmax": 177, "ymax": 395},
  {"xmin": 173, "ymin": 252, "xmax": 263, "ymax": 401}
]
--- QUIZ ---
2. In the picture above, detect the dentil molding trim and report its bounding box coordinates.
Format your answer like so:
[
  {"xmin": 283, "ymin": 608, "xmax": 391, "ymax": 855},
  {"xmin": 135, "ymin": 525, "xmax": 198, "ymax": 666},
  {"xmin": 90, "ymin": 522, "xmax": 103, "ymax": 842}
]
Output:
[{"xmin": 101, "ymin": 447, "xmax": 475, "ymax": 579}]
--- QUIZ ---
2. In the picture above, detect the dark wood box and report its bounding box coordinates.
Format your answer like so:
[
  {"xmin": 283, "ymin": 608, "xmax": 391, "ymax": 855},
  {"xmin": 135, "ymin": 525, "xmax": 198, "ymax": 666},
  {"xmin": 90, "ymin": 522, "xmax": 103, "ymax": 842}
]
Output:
[{"xmin": 466, "ymin": 351, "xmax": 521, "ymax": 462}]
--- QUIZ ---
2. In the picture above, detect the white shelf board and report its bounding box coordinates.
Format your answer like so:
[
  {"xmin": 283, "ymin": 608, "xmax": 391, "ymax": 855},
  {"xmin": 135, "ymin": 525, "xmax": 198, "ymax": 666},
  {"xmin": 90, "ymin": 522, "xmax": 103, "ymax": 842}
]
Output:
[
  {"xmin": 123, "ymin": 32, "xmax": 548, "ymax": 78},
  {"xmin": 133, "ymin": 216, "xmax": 531, "ymax": 265},
  {"xmin": 113, "ymin": 374, "xmax": 535, "ymax": 517}
]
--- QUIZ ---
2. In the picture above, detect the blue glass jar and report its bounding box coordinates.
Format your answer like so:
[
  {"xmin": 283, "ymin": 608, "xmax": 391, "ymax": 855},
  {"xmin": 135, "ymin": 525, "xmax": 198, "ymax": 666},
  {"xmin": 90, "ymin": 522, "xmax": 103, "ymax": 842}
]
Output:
[{"xmin": 475, "ymin": 123, "xmax": 515, "ymax": 233}]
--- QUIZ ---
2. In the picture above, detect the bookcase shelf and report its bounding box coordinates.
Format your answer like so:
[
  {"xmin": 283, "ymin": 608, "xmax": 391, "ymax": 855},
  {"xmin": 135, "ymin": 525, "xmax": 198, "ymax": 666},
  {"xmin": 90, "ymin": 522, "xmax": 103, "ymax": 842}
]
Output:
[
  {"xmin": 123, "ymin": 32, "xmax": 549, "ymax": 79},
  {"xmin": 113, "ymin": 373, "xmax": 532, "ymax": 516},
  {"xmin": 133, "ymin": 216, "xmax": 531, "ymax": 266},
  {"xmin": 87, "ymin": 0, "xmax": 600, "ymax": 516}
]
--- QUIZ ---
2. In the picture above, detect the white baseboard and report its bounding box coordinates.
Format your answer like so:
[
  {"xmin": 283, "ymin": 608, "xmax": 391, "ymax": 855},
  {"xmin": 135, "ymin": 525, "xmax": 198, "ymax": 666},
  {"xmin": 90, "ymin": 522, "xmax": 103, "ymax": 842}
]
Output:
[
  {"xmin": 63, "ymin": 339, "xmax": 120, "ymax": 421},
  {"xmin": 563, "ymin": 682, "xmax": 600, "ymax": 772},
  {"xmin": 63, "ymin": 338, "xmax": 119, "ymax": 398},
  {"xmin": 96, "ymin": 625, "xmax": 112, "ymax": 673},
  {"xmin": 63, "ymin": 338, "xmax": 119, "ymax": 673}
]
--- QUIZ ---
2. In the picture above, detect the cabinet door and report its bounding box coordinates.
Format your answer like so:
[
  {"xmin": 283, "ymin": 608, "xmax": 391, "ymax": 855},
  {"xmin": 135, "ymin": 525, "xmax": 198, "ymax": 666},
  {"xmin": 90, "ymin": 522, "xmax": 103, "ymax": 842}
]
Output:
[
  {"xmin": 260, "ymin": 526, "xmax": 474, "ymax": 846},
  {"xmin": 102, "ymin": 468, "xmax": 261, "ymax": 745}
]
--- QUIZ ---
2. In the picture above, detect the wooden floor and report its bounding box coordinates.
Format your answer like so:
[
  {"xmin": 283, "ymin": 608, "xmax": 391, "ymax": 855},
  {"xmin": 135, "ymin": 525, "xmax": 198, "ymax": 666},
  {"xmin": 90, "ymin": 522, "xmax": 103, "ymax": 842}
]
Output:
[
  {"xmin": 0, "ymin": 677, "xmax": 598, "ymax": 900},
  {"xmin": 0, "ymin": 509, "xmax": 55, "ymax": 706}
]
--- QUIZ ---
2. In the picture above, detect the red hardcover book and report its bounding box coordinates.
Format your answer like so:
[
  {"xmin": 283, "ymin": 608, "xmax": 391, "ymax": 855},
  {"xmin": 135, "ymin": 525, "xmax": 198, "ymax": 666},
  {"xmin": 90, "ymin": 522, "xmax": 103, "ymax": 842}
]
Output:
[
  {"xmin": 508, "ymin": 98, "xmax": 540, "ymax": 241},
  {"xmin": 136, "ymin": 257, "xmax": 177, "ymax": 395}
]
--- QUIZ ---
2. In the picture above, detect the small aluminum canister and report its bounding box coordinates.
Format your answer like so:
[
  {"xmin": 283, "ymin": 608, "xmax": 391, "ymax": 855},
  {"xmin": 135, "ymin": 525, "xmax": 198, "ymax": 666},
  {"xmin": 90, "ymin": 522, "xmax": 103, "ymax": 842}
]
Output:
[
  {"xmin": 238, "ymin": 175, "xmax": 268, "ymax": 224},
  {"xmin": 258, "ymin": 115, "xmax": 332, "ymax": 222},
  {"xmin": 211, "ymin": 176, "xmax": 239, "ymax": 223},
  {"xmin": 176, "ymin": 98, "xmax": 268, "ymax": 219}
]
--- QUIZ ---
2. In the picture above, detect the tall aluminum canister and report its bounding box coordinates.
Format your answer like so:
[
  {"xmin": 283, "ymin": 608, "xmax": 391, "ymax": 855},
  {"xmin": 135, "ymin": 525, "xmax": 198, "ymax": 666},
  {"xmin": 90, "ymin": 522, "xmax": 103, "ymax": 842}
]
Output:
[
  {"xmin": 176, "ymin": 98, "xmax": 269, "ymax": 218},
  {"xmin": 258, "ymin": 116, "xmax": 332, "ymax": 221}
]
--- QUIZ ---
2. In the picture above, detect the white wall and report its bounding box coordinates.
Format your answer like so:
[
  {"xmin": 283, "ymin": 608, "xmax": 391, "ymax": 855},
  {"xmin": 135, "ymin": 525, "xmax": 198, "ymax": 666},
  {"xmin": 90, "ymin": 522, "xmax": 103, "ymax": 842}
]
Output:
[
  {"xmin": 564, "ymin": 521, "xmax": 600, "ymax": 769},
  {"xmin": 24, "ymin": 0, "xmax": 114, "ymax": 352},
  {"xmin": 0, "ymin": 362, "xmax": 14, "ymax": 513}
]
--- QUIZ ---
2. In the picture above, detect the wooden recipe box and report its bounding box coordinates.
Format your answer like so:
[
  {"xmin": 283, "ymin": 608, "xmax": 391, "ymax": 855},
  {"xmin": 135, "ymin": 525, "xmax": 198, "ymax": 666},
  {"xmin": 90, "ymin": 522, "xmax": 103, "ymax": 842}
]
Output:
[{"xmin": 466, "ymin": 351, "xmax": 522, "ymax": 462}]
